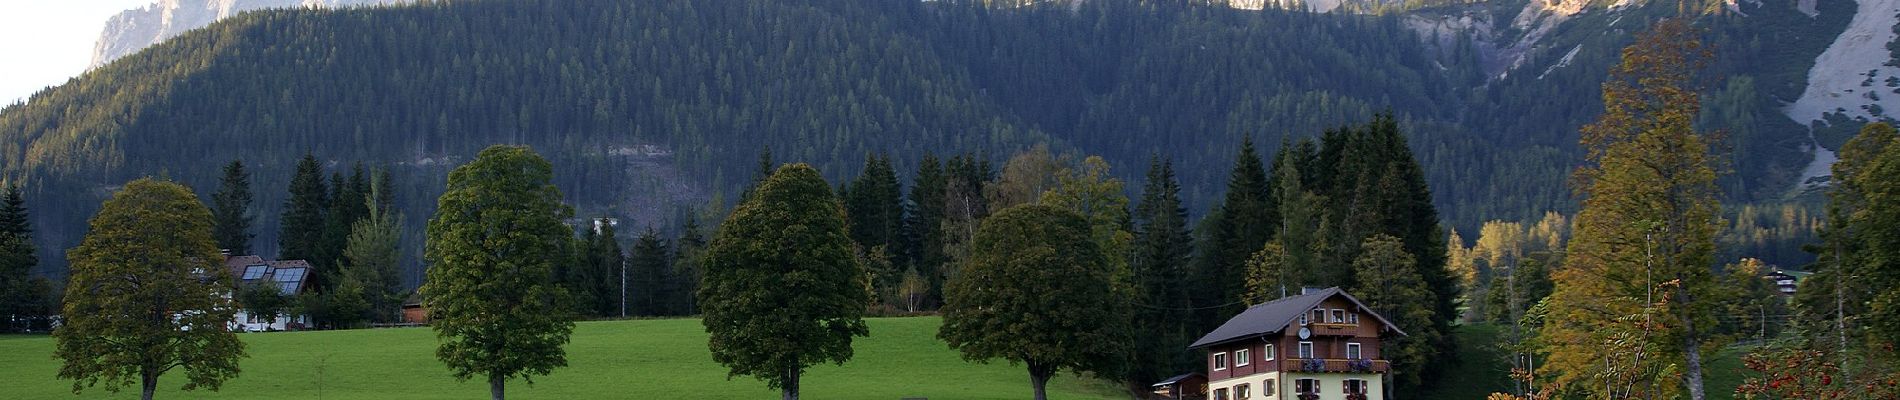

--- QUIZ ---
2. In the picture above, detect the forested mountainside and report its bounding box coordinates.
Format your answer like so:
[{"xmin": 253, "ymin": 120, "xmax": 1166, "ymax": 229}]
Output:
[{"xmin": 0, "ymin": 0, "xmax": 1867, "ymax": 279}]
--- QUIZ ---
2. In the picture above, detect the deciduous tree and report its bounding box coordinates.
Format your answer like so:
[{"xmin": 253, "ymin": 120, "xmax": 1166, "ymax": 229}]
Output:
[
  {"xmin": 699, "ymin": 163, "xmax": 868, "ymax": 400},
  {"xmin": 55, "ymin": 178, "xmax": 245, "ymax": 400},
  {"xmin": 421, "ymin": 145, "xmax": 576, "ymax": 400},
  {"xmin": 940, "ymin": 204, "xmax": 1126, "ymax": 400}
]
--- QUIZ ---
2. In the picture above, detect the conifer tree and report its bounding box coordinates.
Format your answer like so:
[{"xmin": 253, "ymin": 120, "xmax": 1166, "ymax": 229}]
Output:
[
  {"xmin": 1127, "ymin": 157, "xmax": 1196, "ymax": 388},
  {"xmin": 279, "ymin": 154, "xmax": 329, "ymax": 266},
  {"xmin": 629, "ymin": 227, "xmax": 672, "ymax": 316},
  {"xmin": 1194, "ymin": 138, "xmax": 1274, "ymax": 330},
  {"xmin": 673, "ymin": 214, "xmax": 708, "ymax": 315},
  {"xmin": 0, "ymin": 184, "xmax": 46, "ymax": 333},
  {"xmin": 211, "ymin": 160, "xmax": 254, "ymax": 254},
  {"xmin": 907, "ymin": 154, "xmax": 948, "ymax": 308},
  {"xmin": 343, "ymin": 173, "xmax": 402, "ymax": 323}
]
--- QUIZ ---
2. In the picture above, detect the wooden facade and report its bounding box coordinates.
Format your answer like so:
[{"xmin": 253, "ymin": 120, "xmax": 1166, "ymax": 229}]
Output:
[{"xmin": 1189, "ymin": 288, "xmax": 1403, "ymax": 400}]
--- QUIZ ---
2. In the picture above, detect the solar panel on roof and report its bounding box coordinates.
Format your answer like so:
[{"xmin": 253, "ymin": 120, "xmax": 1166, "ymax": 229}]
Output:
[
  {"xmin": 273, "ymin": 268, "xmax": 306, "ymax": 282},
  {"xmin": 241, "ymin": 265, "xmax": 268, "ymax": 280},
  {"xmin": 278, "ymin": 281, "xmax": 299, "ymax": 295}
]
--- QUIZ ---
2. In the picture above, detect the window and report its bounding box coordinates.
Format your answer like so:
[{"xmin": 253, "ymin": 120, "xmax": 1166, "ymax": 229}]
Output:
[
  {"xmin": 1348, "ymin": 312, "xmax": 1360, "ymax": 324},
  {"xmin": 1311, "ymin": 309, "xmax": 1324, "ymax": 324},
  {"xmin": 241, "ymin": 265, "xmax": 268, "ymax": 280},
  {"xmin": 1331, "ymin": 309, "xmax": 1346, "ymax": 323},
  {"xmin": 1264, "ymin": 344, "xmax": 1276, "ymax": 360},
  {"xmin": 1236, "ymin": 348, "xmax": 1251, "ymax": 366},
  {"xmin": 1296, "ymin": 378, "xmax": 1321, "ymax": 394},
  {"xmin": 1347, "ymin": 342, "xmax": 1363, "ymax": 360},
  {"xmin": 1298, "ymin": 342, "xmax": 1314, "ymax": 359},
  {"xmin": 1214, "ymin": 352, "xmax": 1228, "ymax": 370},
  {"xmin": 1299, "ymin": 312, "xmax": 1308, "ymax": 325},
  {"xmin": 1264, "ymin": 379, "xmax": 1276, "ymax": 397},
  {"xmin": 1214, "ymin": 387, "xmax": 1231, "ymax": 400},
  {"xmin": 1237, "ymin": 383, "xmax": 1251, "ymax": 400},
  {"xmin": 1345, "ymin": 379, "xmax": 1368, "ymax": 394}
]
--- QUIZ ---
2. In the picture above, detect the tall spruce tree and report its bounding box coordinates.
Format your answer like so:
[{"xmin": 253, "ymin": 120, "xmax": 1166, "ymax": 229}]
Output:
[
  {"xmin": 629, "ymin": 226, "xmax": 671, "ymax": 317},
  {"xmin": 672, "ymin": 214, "xmax": 708, "ymax": 315},
  {"xmin": 907, "ymin": 154, "xmax": 948, "ymax": 308},
  {"xmin": 343, "ymin": 173, "xmax": 403, "ymax": 323},
  {"xmin": 279, "ymin": 154, "xmax": 329, "ymax": 266},
  {"xmin": 0, "ymin": 184, "xmax": 46, "ymax": 333},
  {"xmin": 1127, "ymin": 156, "xmax": 1196, "ymax": 389},
  {"xmin": 845, "ymin": 153, "xmax": 904, "ymax": 251},
  {"xmin": 1194, "ymin": 138, "xmax": 1275, "ymax": 331},
  {"xmin": 1544, "ymin": 20, "xmax": 1726, "ymax": 400},
  {"xmin": 422, "ymin": 145, "xmax": 575, "ymax": 400},
  {"xmin": 699, "ymin": 164, "xmax": 868, "ymax": 400},
  {"xmin": 211, "ymin": 160, "xmax": 254, "ymax": 254}
]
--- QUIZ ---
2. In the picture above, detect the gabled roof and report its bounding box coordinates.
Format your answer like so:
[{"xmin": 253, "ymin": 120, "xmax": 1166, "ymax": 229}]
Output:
[
  {"xmin": 1152, "ymin": 372, "xmax": 1204, "ymax": 387},
  {"xmin": 1187, "ymin": 287, "xmax": 1406, "ymax": 349}
]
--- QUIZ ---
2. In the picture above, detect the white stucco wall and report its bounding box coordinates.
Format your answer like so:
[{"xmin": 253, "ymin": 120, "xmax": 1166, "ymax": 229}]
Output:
[{"xmin": 1208, "ymin": 371, "xmax": 1386, "ymax": 400}]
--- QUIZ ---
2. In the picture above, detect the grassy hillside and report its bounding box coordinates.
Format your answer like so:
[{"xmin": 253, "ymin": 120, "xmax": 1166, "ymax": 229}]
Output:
[{"xmin": 0, "ymin": 317, "xmax": 1126, "ymax": 399}]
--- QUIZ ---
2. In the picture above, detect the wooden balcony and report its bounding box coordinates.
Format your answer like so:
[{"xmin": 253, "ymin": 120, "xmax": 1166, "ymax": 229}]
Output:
[
  {"xmin": 1275, "ymin": 358, "xmax": 1389, "ymax": 373},
  {"xmin": 1308, "ymin": 322, "xmax": 1360, "ymax": 335}
]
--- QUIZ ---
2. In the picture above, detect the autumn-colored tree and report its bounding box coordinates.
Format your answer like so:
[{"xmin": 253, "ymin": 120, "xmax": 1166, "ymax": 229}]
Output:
[
  {"xmin": 1544, "ymin": 19, "xmax": 1726, "ymax": 400},
  {"xmin": 1244, "ymin": 240, "xmax": 1292, "ymax": 305},
  {"xmin": 55, "ymin": 178, "xmax": 245, "ymax": 400}
]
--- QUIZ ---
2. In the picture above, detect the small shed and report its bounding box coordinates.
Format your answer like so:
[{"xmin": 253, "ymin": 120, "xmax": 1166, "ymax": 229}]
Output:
[
  {"xmin": 1152, "ymin": 372, "xmax": 1208, "ymax": 400},
  {"xmin": 402, "ymin": 301, "xmax": 429, "ymax": 324}
]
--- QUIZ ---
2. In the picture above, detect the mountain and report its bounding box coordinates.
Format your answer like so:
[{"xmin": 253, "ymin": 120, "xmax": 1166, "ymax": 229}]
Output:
[
  {"xmin": 2, "ymin": 0, "xmax": 1889, "ymax": 281},
  {"xmin": 89, "ymin": 0, "xmax": 404, "ymax": 69}
]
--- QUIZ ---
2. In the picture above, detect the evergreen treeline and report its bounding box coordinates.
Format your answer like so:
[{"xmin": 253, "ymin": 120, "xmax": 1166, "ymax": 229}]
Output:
[{"xmin": 0, "ymin": 0, "xmax": 1578, "ymax": 280}]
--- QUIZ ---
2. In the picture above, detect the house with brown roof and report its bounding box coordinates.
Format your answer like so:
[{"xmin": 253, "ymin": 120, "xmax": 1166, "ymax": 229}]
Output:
[
  {"xmin": 1187, "ymin": 287, "xmax": 1404, "ymax": 400},
  {"xmin": 223, "ymin": 255, "xmax": 313, "ymax": 332}
]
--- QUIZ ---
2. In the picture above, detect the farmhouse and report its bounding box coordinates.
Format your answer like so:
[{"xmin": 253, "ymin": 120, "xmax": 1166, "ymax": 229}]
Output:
[
  {"xmin": 222, "ymin": 255, "xmax": 313, "ymax": 332},
  {"xmin": 1187, "ymin": 287, "xmax": 1404, "ymax": 400}
]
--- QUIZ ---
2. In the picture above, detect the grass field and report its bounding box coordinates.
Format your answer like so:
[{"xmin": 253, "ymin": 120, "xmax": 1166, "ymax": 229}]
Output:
[{"xmin": 0, "ymin": 317, "xmax": 1126, "ymax": 399}]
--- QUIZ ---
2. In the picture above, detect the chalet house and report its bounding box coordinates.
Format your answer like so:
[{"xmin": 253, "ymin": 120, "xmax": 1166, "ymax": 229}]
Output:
[
  {"xmin": 222, "ymin": 255, "xmax": 313, "ymax": 332},
  {"xmin": 1188, "ymin": 287, "xmax": 1405, "ymax": 400}
]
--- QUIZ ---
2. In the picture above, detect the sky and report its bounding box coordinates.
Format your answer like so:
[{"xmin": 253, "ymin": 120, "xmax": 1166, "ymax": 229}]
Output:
[{"xmin": 0, "ymin": 0, "xmax": 155, "ymax": 104}]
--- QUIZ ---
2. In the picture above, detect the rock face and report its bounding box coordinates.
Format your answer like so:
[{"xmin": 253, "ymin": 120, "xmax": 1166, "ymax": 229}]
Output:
[{"xmin": 89, "ymin": 0, "xmax": 404, "ymax": 69}]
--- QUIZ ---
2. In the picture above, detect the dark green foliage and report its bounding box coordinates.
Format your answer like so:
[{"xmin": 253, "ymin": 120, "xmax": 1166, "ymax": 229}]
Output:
[
  {"xmin": 421, "ymin": 145, "xmax": 576, "ymax": 398},
  {"xmin": 279, "ymin": 155, "xmax": 328, "ymax": 266},
  {"xmin": 906, "ymin": 154, "xmax": 949, "ymax": 308},
  {"xmin": 672, "ymin": 214, "xmax": 708, "ymax": 315},
  {"xmin": 1126, "ymin": 157, "xmax": 1197, "ymax": 389},
  {"xmin": 211, "ymin": 160, "xmax": 254, "ymax": 254},
  {"xmin": 699, "ymin": 164, "xmax": 868, "ymax": 399},
  {"xmin": 843, "ymin": 153, "xmax": 904, "ymax": 260},
  {"xmin": 343, "ymin": 171, "xmax": 404, "ymax": 323},
  {"xmin": 55, "ymin": 178, "xmax": 245, "ymax": 399},
  {"xmin": 628, "ymin": 227, "xmax": 675, "ymax": 317},
  {"xmin": 235, "ymin": 281, "xmax": 292, "ymax": 330},
  {"xmin": 1193, "ymin": 138, "xmax": 1274, "ymax": 331},
  {"xmin": 939, "ymin": 204, "xmax": 1127, "ymax": 400},
  {"xmin": 0, "ymin": 184, "xmax": 50, "ymax": 333}
]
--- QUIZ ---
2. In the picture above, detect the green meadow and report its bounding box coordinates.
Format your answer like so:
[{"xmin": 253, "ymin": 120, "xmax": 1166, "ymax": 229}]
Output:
[{"xmin": 0, "ymin": 317, "xmax": 1126, "ymax": 399}]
